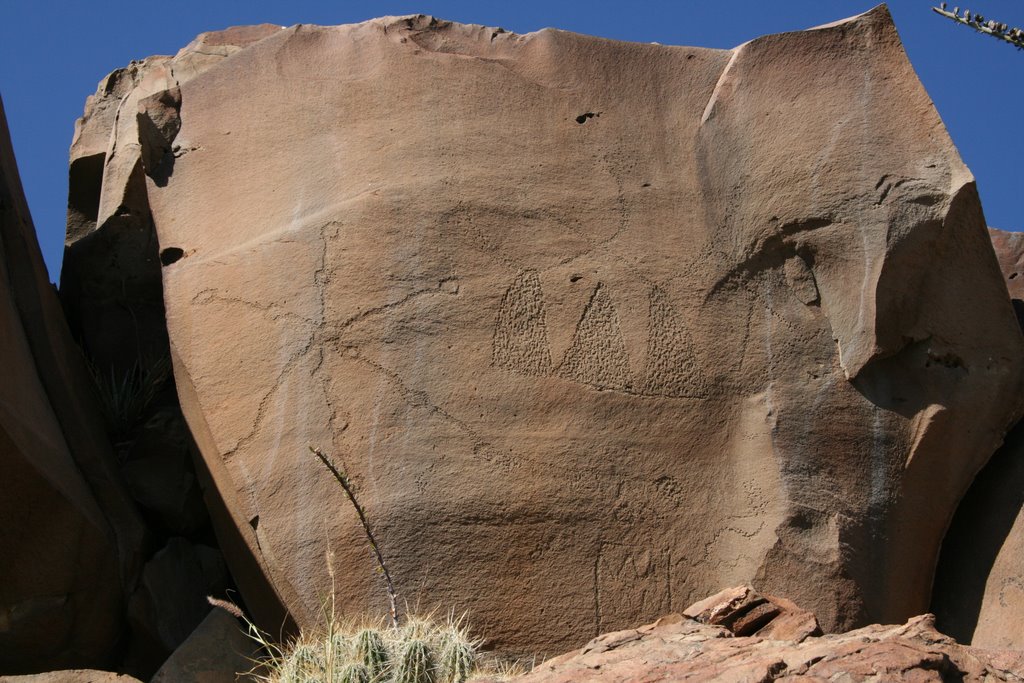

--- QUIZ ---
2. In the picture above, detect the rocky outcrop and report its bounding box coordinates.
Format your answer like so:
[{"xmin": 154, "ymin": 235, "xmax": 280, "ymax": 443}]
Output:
[
  {"xmin": 54, "ymin": 27, "xmax": 286, "ymax": 676},
  {"xmin": 931, "ymin": 228, "xmax": 1024, "ymax": 650},
  {"xmin": 0, "ymin": 96, "xmax": 150, "ymax": 671},
  {"xmin": 68, "ymin": 6, "xmax": 1024, "ymax": 657},
  {"xmin": 61, "ymin": 24, "xmax": 284, "ymax": 373},
  {"xmin": 475, "ymin": 588, "xmax": 1024, "ymax": 682},
  {"xmin": 989, "ymin": 227, "xmax": 1024, "ymax": 326},
  {"xmin": 60, "ymin": 25, "xmax": 294, "ymax": 655},
  {"xmin": 0, "ymin": 673, "xmax": 142, "ymax": 683},
  {"xmin": 149, "ymin": 608, "xmax": 254, "ymax": 683},
  {"xmin": 0, "ymin": 97, "xmax": 147, "ymax": 669}
]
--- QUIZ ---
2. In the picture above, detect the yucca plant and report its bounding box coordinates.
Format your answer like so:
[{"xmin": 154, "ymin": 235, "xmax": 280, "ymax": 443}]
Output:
[{"xmin": 86, "ymin": 353, "xmax": 172, "ymax": 439}]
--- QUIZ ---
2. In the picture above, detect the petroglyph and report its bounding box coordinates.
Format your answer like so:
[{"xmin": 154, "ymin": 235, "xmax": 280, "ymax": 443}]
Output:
[
  {"xmin": 559, "ymin": 283, "xmax": 632, "ymax": 391},
  {"xmin": 492, "ymin": 270, "xmax": 552, "ymax": 376},
  {"xmin": 493, "ymin": 275, "xmax": 712, "ymax": 398},
  {"xmin": 641, "ymin": 287, "xmax": 708, "ymax": 398},
  {"xmin": 594, "ymin": 542, "xmax": 671, "ymax": 633}
]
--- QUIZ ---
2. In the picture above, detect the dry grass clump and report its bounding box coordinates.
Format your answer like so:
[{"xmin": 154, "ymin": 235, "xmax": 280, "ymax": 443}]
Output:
[{"xmin": 244, "ymin": 611, "xmax": 520, "ymax": 683}]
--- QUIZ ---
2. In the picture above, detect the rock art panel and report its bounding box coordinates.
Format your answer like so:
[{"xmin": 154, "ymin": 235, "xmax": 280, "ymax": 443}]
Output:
[{"xmin": 75, "ymin": 7, "xmax": 1024, "ymax": 656}]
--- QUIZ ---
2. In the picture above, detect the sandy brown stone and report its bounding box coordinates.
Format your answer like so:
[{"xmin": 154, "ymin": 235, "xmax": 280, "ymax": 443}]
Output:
[
  {"xmin": 0, "ymin": 672, "xmax": 142, "ymax": 683},
  {"xmin": 150, "ymin": 608, "xmax": 256, "ymax": 683},
  {"xmin": 930, "ymin": 228, "xmax": 1024, "ymax": 651},
  {"xmin": 481, "ymin": 611, "xmax": 1024, "ymax": 682},
  {"xmin": 990, "ymin": 228, "xmax": 1024, "ymax": 301},
  {"xmin": 0, "ymin": 96, "xmax": 146, "ymax": 670},
  {"xmin": 72, "ymin": 7, "xmax": 1024, "ymax": 656},
  {"xmin": 682, "ymin": 585, "xmax": 820, "ymax": 642}
]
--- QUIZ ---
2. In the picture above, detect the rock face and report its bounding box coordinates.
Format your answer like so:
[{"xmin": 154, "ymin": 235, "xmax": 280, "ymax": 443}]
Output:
[
  {"xmin": 149, "ymin": 608, "xmax": 254, "ymax": 683},
  {"xmin": 931, "ymin": 228, "xmax": 1024, "ymax": 650},
  {"xmin": 0, "ymin": 673, "xmax": 142, "ymax": 683},
  {"xmin": 479, "ymin": 589, "xmax": 1024, "ymax": 682},
  {"xmin": 69, "ymin": 7, "xmax": 1024, "ymax": 655},
  {"xmin": 61, "ymin": 23, "xmax": 295, "ymax": 646},
  {"xmin": 0, "ymin": 98, "xmax": 146, "ymax": 670},
  {"xmin": 989, "ymin": 227, "xmax": 1024, "ymax": 326}
]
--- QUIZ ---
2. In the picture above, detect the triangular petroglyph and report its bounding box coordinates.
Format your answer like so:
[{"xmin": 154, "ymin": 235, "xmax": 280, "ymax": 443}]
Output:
[
  {"xmin": 492, "ymin": 270, "xmax": 552, "ymax": 376},
  {"xmin": 558, "ymin": 283, "xmax": 631, "ymax": 391},
  {"xmin": 642, "ymin": 287, "xmax": 708, "ymax": 397}
]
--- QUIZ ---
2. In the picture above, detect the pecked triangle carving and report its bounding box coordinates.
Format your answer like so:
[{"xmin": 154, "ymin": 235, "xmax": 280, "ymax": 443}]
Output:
[
  {"xmin": 558, "ymin": 283, "xmax": 632, "ymax": 391},
  {"xmin": 641, "ymin": 287, "xmax": 709, "ymax": 398},
  {"xmin": 492, "ymin": 269, "xmax": 553, "ymax": 376}
]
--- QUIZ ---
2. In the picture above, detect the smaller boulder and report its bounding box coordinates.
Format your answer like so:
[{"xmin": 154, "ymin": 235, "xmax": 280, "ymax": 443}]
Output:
[
  {"xmin": 0, "ymin": 672, "xmax": 142, "ymax": 683},
  {"xmin": 151, "ymin": 608, "xmax": 256, "ymax": 683}
]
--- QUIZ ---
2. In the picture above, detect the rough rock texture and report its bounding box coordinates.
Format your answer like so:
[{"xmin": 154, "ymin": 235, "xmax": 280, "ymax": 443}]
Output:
[
  {"xmin": 71, "ymin": 7, "xmax": 1024, "ymax": 655},
  {"xmin": 149, "ymin": 608, "xmax": 255, "ymax": 683},
  {"xmin": 61, "ymin": 23, "xmax": 284, "ymax": 372},
  {"xmin": 61, "ymin": 23, "xmax": 293, "ymax": 645},
  {"xmin": 122, "ymin": 538, "xmax": 229, "ymax": 672},
  {"xmin": 931, "ymin": 228, "xmax": 1024, "ymax": 650},
  {"xmin": 0, "ymin": 673, "xmax": 141, "ymax": 683},
  {"xmin": 0, "ymin": 97, "xmax": 147, "ymax": 670},
  {"xmin": 477, "ymin": 602, "xmax": 1024, "ymax": 682},
  {"xmin": 681, "ymin": 586, "xmax": 821, "ymax": 642},
  {"xmin": 990, "ymin": 227, "xmax": 1024, "ymax": 326}
]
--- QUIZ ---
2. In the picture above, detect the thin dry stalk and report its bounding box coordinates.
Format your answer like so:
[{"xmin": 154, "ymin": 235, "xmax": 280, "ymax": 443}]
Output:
[{"xmin": 310, "ymin": 445, "xmax": 400, "ymax": 628}]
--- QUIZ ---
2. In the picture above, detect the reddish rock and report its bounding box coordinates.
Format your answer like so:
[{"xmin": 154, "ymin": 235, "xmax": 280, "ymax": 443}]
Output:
[
  {"xmin": 930, "ymin": 228, "xmax": 1024, "ymax": 651},
  {"xmin": 479, "ymin": 609, "xmax": 1024, "ymax": 682},
  {"xmin": 0, "ymin": 96, "xmax": 145, "ymax": 670},
  {"xmin": 989, "ymin": 228, "xmax": 1024, "ymax": 301},
  {"xmin": 0, "ymin": 672, "xmax": 141, "ymax": 683},
  {"xmin": 150, "ymin": 608, "xmax": 255, "ymax": 683},
  {"xmin": 682, "ymin": 585, "xmax": 821, "ymax": 642},
  {"xmin": 72, "ymin": 7, "xmax": 1024, "ymax": 656}
]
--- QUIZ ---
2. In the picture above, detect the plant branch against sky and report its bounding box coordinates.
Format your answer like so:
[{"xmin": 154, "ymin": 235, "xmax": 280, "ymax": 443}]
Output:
[
  {"xmin": 1, "ymin": 1, "xmax": 1022, "ymax": 282},
  {"xmin": 932, "ymin": 4, "xmax": 1024, "ymax": 49}
]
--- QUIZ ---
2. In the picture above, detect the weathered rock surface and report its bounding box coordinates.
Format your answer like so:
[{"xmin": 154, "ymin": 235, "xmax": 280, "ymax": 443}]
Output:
[
  {"xmin": 990, "ymin": 227, "xmax": 1024, "ymax": 325},
  {"xmin": 122, "ymin": 538, "xmax": 229, "ymax": 671},
  {"xmin": 930, "ymin": 228, "xmax": 1024, "ymax": 651},
  {"xmin": 61, "ymin": 23, "xmax": 284, "ymax": 373},
  {"xmin": 0, "ymin": 672, "xmax": 142, "ymax": 683},
  {"xmin": 61, "ymin": 22, "xmax": 294, "ymax": 644},
  {"xmin": 681, "ymin": 585, "xmax": 821, "ymax": 643},
  {"xmin": 71, "ymin": 7, "xmax": 1024, "ymax": 656},
  {"xmin": 478, "ymin": 591, "xmax": 1024, "ymax": 682},
  {"xmin": 150, "ymin": 608, "xmax": 255, "ymax": 683},
  {"xmin": 0, "ymin": 96, "xmax": 147, "ymax": 670}
]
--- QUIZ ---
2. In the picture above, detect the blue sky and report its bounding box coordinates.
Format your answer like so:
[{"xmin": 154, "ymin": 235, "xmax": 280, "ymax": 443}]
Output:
[{"xmin": 2, "ymin": 1, "xmax": 1021, "ymax": 282}]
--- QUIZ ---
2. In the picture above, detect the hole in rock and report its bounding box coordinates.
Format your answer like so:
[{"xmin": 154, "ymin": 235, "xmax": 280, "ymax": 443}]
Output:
[
  {"xmin": 575, "ymin": 112, "xmax": 598, "ymax": 124},
  {"xmin": 570, "ymin": 274, "xmax": 583, "ymax": 283},
  {"xmin": 160, "ymin": 247, "xmax": 184, "ymax": 266}
]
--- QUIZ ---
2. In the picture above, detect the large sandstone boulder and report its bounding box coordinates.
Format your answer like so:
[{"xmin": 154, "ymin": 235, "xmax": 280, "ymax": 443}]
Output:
[
  {"xmin": 60, "ymin": 23, "xmax": 296, "ymax": 643},
  {"xmin": 0, "ymin": 98, "xmax": 145, "ymax": 670},
  {"xmin": 72, "ymin": 7, "xmax": 1024, "ymax": 655},
  {"xmin": 61, "ymin": 24, "xmax": 285, "ymax": 373},
  {"xmin": 931, "ymin": 227, "xmax": 1024, "ymax": 650}
]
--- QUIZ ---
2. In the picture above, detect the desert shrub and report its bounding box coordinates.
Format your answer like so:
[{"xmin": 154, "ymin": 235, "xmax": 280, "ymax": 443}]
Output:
[
  {"xmin": 244, "ymin": 611, "xmax": 515, "ymax": 683},
  {"xmin": 86, "ymin": 353, "xmax": 172, "ymax": 438}
]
